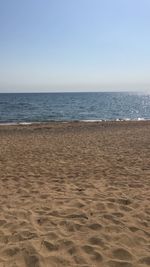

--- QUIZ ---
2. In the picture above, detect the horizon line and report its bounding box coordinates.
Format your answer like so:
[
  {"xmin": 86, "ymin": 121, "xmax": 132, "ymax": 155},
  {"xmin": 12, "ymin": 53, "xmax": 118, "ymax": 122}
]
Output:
[{"xmin": 0, "ymin": 90, "xmax": 149, "ymax": 94}]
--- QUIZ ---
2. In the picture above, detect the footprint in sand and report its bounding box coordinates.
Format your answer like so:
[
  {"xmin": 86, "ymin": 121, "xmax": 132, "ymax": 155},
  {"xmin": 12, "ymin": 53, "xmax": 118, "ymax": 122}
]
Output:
[
  {"xmin": 112, "ymin": 248, "xmax": 133, "ymax": 261},
  {"xmin": 88, "ymin": 236, "xmax": 105, "ymax": 247},
  {"xmin": 129, "ymin": 226, "xmax": 140, "ymax": 233},
  {"xmin": 2, "ymin": 246, "xmax": 20, "ymax": 258},
  {"xmin": 10, "ymin": 230, "xmax": 38, "ymax": 243},
  {"xmin": 45, "ymin": 255, "xmax": 71, "ymax": 267},
  {"xmin": 139, "ymin": 256, "xmax": 150, "ymax": 265},
  {"xmin": 21, "ymin": 244, "xmax": 41, "ymax": 267},
  {"xmin": 59, "ymin": 220, "xmax": 84, "ymax": 232},
  {"xmin": 117, "ymin": 198, "xmax": 132, "ymax": 206},
  {"xmin": 87, "ymin": 223, "xmax": 103, "ymax": 231},
  {"xmin": 107, "ymin": 260, "xmax": 133, "ymax": 267},
  {"xmin": 24, "ymin": 254, "xmax": 41, "ymax": 267},
  {"xmin": 0, "ymin": 219, "xmax": 7, "ymax": 226},
  {"xmin": 73, "ymin": 254, "xmax": 87, "ymax": 265},
  {"xmin": 42, "ymin": 240, "xmax": 59, "ymax": 252},
  {"xmin": 58, "ymin": 239, "xmax": 74, "ymax": 249},
  {"xmin": 82, "ymin": 245, "xmax": 103, "ymax": 263}
]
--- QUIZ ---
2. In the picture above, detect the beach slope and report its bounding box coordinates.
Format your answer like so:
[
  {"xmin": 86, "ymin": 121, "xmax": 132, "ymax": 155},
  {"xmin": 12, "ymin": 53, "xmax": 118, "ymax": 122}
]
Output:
[{"xmin": 0, "ymin": 121, "xmax": 149, "ymax": 267}]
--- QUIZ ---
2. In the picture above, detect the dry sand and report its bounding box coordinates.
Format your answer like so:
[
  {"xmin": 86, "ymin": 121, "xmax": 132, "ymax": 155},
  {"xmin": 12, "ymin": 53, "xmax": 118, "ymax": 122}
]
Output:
[{"xmin": 0, "ymin": 121, "xmax": 149, "ymax": 267}]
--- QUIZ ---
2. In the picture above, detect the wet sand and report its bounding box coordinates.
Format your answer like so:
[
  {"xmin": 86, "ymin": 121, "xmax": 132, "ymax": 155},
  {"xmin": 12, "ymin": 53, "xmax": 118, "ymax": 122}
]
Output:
[{"xmin": 0, "ymin": 121, "xmax": 150, "ymax": 267}]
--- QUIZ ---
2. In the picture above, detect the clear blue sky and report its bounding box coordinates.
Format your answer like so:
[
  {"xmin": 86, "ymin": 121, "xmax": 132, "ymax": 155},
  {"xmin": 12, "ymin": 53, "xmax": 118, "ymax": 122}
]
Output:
[{"xmin": 0, "ymin": 0, "xmax": 150, "ymax": 92}]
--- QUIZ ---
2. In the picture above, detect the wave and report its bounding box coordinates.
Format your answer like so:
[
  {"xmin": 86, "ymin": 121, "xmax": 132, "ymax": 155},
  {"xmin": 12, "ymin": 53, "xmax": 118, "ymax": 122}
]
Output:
[{"xmin": 0, "ymin": 118, "xmax": 149, "ymax": 126}]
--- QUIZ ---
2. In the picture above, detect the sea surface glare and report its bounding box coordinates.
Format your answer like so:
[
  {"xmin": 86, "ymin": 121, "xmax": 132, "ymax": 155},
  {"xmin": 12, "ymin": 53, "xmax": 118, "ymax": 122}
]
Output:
[{"xmin": 0, "ymin": 92, "xmax": 150, "ymax": 123}]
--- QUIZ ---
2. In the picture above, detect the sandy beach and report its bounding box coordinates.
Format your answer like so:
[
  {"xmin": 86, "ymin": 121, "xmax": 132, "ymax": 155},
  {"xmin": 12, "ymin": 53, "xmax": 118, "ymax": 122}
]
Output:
[{"xmin": 0, "ymin": 121, "xmax": 149, "ymax": 267}]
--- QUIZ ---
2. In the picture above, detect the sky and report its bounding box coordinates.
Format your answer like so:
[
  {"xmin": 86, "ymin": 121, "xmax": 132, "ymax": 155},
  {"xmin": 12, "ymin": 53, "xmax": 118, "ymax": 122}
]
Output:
[{"xmin": 0, "ymin": 0, "xmax": 150, "ymax": 92}]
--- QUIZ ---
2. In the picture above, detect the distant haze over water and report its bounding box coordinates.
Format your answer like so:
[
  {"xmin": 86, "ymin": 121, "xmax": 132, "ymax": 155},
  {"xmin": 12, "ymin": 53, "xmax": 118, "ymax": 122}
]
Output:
[{"xmin": 0, "ymin": 92, "xmax": 150, "ymax": 123}]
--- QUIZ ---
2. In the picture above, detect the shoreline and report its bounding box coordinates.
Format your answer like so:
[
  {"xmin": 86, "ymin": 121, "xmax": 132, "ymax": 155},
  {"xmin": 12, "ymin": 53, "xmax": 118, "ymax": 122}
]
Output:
[
  {"xmin": 0, "ymin": 119, "xmax": 150, "ymax": 128},
  {"xmin": 0, "ymin": 118, "xmax": 150, "ymax": 126}
]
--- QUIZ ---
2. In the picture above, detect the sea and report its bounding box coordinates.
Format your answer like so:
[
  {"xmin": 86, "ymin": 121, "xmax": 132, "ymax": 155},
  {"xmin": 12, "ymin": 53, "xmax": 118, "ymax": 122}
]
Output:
[{"xmin": 0, "ymin": 92, "xmax": 150, "ymax": 124}]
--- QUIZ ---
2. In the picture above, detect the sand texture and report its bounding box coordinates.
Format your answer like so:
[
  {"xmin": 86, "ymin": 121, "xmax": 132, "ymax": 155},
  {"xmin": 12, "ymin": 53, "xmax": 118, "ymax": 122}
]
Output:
[{"xmin": 0, "ymin": 121, "xmax": 150, "ymax": 267}]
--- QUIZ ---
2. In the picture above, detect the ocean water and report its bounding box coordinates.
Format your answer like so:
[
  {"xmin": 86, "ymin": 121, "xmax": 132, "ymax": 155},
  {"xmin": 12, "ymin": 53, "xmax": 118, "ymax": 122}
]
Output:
[{"xmin": 0, "ymin": 92, "xmax": 150, "ymax": 123}]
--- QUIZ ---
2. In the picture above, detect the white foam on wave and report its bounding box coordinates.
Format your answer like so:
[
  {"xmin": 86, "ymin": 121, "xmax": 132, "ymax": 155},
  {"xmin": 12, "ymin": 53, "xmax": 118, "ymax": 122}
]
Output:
[
  {"xmin": 0, "ymin": 118, "xmax": 148, "ymax": 126},
  {"xmin": 137, "ymin": 117, "xmax": 145, "ymax": 121},
  {"xmin": 81, "ymin": 120, "xmax": 103, "ymax": 122},
  {"xmin": 0, "ymin": 122, "xmax": 33, "ymax": 126},
  {"xmin": 0, "ymin": 122, "xmax": 18, "ymax": 126},
  {"xmin": 18, "ymin": 122, "xmax": 32, "ymax": 125}
]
